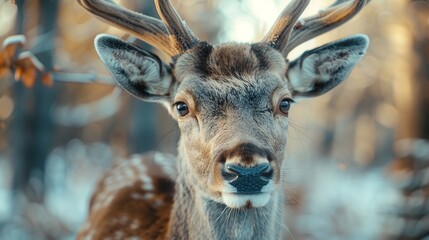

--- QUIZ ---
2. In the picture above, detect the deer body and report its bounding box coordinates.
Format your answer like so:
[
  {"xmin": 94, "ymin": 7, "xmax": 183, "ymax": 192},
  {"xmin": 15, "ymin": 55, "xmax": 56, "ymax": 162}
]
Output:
[
  {"xmin": 75, "ymin": 0, "xmax": 371, "ymax": 239},
  {"xmin": 77, "ymin": 153, "xmax": 176, "ymax": 239}
]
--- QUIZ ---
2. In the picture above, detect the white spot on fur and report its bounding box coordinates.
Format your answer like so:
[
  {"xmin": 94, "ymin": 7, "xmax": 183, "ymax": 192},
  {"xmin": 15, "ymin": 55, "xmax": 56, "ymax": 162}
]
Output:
[
  {"xmin": 140, "ymin": 174, "xmax": 153, "ymax": 191},
  {"xmin": 154, "ymin": 152, "xmax": 176, "ymax": 177},
  {"xmin": 130, "ymin": 192, "xmax": 144, "ymax": 199},
  {"xmin": 114, "ymin": 231, "xmax": 124, "ymax": 240},
  {"xmin": 127, "ymin": 237, "xmax": 140, "ymax": 240},
  {"xmin": 144, "ymin": 193, "xmax": 154, "ymax": 199},
  {"xmin": 81, "ymin": 221, "xmax": 91, "ymax": 231},
  {"xmin": 83, "ymin": 230, "xmax": 95, "ymax": 240},
  {"xmin": 131, "ymin": 155, "xmax": 142, "ymax": 166},
  {"xmin": 152, "ymin": 199, "xmax": 164, "ymax": 208},
  {"xmin": 92, "ymin": 157, "xmax": 147, "ymax": 211},
  {"xmin": 119, "ymin": 216, "xmax": 129, "ymax": 225},
  {"xmin": 130, "ymin": 220, "xmax": 140, "ymax": 230},
  {"xmin": 140, "ymin": 175, "xmax": 151, "ymax": 183}
]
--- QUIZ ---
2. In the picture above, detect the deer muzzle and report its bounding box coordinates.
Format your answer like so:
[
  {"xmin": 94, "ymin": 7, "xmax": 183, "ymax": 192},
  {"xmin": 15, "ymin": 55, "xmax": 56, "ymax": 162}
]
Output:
[{"xmin": 215, "ymin": 143, "xmax": 277, "ymax": 208}]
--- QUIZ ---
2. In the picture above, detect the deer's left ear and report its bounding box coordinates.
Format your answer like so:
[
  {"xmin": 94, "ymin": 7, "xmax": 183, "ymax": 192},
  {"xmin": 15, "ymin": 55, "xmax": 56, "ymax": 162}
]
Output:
[{"xmin": 287, "ymin": 34, "xmax": 369, "ymax": 97}]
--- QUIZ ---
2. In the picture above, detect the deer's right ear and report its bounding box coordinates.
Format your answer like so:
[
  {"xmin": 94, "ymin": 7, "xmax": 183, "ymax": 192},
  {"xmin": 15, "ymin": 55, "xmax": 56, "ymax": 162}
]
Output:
[{"xmin": 95, "ymin": 34, "xmax": 173, "ymax": 102}]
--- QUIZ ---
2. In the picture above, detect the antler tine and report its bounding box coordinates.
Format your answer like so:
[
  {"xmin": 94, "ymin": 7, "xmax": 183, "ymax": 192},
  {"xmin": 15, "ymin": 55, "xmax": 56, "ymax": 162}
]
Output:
[
  {"xmin": 75, "ymin": 0, "xmax": 177, "ymax": 56},
  {"xmin": 262, "ymin": 0, "xmax": 310, "ymax": 50},
  {"xmin": 283, "ymin": 0, "xmax": 369, "ymax": 57},
  {"xmin": 154, "ymin": 0, "xmax": 200, "ymax": 53}
]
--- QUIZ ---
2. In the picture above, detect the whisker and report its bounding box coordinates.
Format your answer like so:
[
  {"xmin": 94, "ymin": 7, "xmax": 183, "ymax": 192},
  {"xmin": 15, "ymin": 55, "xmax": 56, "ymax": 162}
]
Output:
[{"xmin": 212, "ymin": 205, "xmax": 229, "ymax": 226}]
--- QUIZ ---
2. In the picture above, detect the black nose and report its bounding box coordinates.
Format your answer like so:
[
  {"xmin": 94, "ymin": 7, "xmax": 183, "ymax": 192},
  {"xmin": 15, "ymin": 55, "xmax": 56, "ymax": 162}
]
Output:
[{"xmin": 222, "ymin": 163, "xmax": 274, "ymax": 194}]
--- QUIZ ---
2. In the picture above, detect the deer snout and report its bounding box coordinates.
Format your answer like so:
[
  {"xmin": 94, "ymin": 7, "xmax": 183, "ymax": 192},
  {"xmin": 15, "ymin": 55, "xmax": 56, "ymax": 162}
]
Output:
[
  {"xmin": 222, "ymin": 163, "xmax": 273, "ymax": 194},
  {"xmin": 214, "ymin": 142, "xmax": 277, "ymax": 208},
  {"xmin": 215, "ymin": 142, "xmax": 277, "ymax": 193}
]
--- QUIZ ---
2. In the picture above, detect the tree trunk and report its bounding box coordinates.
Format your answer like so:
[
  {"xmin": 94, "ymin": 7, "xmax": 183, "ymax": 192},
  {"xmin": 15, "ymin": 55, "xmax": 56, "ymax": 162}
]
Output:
[
  {"xmin": 411, "ymin": 0, "xmax": 429, "ymax": 139},
  {"xmin": 10, "ymin": 0, "xmax": 58, "ymax": 203}
]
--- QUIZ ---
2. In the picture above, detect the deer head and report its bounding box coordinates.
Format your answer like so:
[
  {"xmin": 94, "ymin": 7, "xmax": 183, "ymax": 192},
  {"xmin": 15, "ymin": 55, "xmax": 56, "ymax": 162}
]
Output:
[{"xmin": 77, "ymin": 0, "xmax": 370, "ymax": 209}]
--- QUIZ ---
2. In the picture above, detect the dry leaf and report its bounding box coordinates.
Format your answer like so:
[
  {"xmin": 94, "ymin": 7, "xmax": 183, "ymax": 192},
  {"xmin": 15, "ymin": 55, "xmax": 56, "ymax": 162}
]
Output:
[
  {"xmin": 42, "ymin": 73, "xmax": 53, "ymax": 87},
  {"xmin": 14, "ymin": 66, "xmax": 22, "ymax": 81},
  {"xmin": 14, "ymin": 52, "xmax": 46, "ymax": 87},
  {"xmin": 0, "ymin": 66, "xmax": 9, "ymax": 78},
  {"xmin": 2, "ymin": 35, "xmax": 25, "ymax": 65},
  {"xmin": 1, "ymin": 35, "xmax": 53, "ymax": 88},
  {"xmin": 0, "ymin": 35, "xmax": 26, "ymax": 78},
  {"xmin": 21, "ymin": 68, "xmax": 37, "ymax": 88}
]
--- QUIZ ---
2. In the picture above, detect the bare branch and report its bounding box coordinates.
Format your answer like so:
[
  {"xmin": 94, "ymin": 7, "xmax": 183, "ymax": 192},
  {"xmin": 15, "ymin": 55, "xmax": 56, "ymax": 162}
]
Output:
[{"xmin": 52, "ymin": 72, "xmax": 115, "ymax": 85}]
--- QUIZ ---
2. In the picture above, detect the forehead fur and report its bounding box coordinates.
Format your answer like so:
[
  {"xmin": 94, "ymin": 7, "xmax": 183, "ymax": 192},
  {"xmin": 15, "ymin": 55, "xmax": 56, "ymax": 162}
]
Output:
[{"xmin": 174, "ymin": 42, "xmax": 287, "ymax": 81}]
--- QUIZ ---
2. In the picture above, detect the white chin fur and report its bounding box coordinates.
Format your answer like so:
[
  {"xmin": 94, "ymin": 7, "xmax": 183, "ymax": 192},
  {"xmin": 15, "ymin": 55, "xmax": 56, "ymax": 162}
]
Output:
[{"xmin": 222, "ymin": 193, "xmax": 271, "ymax": 208}]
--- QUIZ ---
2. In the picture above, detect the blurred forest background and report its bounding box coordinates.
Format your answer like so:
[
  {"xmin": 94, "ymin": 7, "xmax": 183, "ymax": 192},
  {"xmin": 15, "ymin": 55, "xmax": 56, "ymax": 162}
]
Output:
[{"xmin": 0, "ymin": 0, "xmax": 428, "ymax": 239}]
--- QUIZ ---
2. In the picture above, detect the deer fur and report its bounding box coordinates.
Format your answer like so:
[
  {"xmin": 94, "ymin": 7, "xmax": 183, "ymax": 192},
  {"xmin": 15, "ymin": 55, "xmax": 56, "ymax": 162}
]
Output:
[{"xmin": 75, "ymin": 0, "xmax": 371, "ymax": 239}]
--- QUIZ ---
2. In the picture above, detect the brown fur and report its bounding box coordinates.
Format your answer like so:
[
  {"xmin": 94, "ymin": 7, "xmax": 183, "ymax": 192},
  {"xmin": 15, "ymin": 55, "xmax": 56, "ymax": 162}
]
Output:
[
  {"xmin": 77, "ymin": 153, "xmax": 176, "ymax": 240},
  {"xmin": 175, "ymin": 43, "xmax": 287, "ymax": 82}
]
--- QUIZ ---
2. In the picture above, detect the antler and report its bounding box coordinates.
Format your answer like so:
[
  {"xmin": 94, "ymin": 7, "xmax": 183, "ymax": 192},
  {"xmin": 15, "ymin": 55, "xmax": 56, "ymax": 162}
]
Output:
[
  {"xmin": 77, "ymin": 0, "xmax": 369, "ymax": 58},
  {"xmin": 262, "ymin": 0, "xmax": 310, "ymax": 50},
  {"xmin": 262, "ymin": 0, "xmax": 370, "ymax": 58},
  {"xmin": 283, "ymin": 0, "xmax": 370, "ymax": 56},
  {"xmin": 75, "ymin": 0, "xmax": 200, "ymax": 56},
  {"xmin": 154, "ymin": 0, "xmax": 199, "ymax": 53}
]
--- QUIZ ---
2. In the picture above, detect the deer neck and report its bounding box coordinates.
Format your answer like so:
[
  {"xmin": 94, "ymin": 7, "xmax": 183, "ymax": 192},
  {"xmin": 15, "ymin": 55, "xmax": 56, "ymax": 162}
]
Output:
[{"xmin": 166, "ymin": 152, "xmax": 285, "ymax": 240}]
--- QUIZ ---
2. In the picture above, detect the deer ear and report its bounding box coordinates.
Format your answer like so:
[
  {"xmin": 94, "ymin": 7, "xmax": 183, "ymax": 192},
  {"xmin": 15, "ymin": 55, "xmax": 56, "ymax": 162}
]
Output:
[
  {"xmin": 287, "ymin": 35, "xmax": 369, "ymax": 97},
  {"xmin": 94, "ymin": 34, "xmax": 172, "ymax": 102}
]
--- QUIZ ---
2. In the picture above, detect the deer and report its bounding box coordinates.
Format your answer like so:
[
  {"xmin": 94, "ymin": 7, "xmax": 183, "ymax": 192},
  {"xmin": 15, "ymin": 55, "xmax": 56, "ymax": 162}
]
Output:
[{"xmin": 75, "ymin": 0, "xmax": 371, "ymax": 239}]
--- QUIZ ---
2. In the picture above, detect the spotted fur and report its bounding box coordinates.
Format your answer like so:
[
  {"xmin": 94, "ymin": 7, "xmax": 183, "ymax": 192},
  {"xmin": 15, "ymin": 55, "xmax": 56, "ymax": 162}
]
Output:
[{"xmin": 77, "ymin": 153, "xmax": 176, "ymax": 240}]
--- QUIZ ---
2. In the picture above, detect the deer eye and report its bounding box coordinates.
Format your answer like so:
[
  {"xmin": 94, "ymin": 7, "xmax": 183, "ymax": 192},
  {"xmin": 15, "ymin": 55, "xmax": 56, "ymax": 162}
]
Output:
[
  {"xmin": 176, "ymin": 102, "xmax": 189, "ymax": 117},
  {"xmin": 279, "ymin": 98, "xmax": 293, "ymax": 114}
]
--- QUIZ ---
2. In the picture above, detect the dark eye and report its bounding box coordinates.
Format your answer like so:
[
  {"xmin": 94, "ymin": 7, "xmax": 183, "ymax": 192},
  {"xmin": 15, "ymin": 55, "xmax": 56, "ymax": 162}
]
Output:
[
  {"xmin": 279, "ymin": 98, "xmax": 292, "ymax": 114},
  {"xmin": 176, "ymin": 102, "xmax": 189, "ymax": 117}
]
